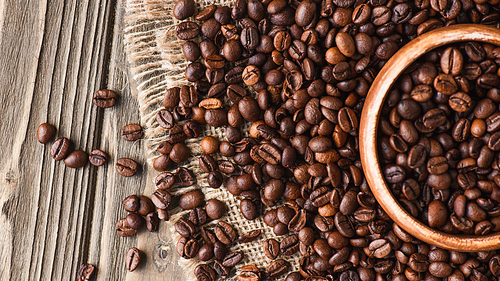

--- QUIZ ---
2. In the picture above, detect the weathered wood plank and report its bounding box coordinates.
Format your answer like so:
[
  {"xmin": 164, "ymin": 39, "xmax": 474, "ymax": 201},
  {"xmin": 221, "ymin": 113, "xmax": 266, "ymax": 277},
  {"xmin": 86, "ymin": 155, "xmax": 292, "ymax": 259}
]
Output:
[{"xmin": 0, "ymin": 0, "xmax": 153, "ymax": 280}]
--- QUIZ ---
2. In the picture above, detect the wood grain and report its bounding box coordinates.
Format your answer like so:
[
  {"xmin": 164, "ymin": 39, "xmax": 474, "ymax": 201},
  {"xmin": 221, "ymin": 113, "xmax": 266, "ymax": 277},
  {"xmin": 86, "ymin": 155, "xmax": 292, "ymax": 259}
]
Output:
[{"xmin": 0, "ymin": 0, "xmax": 163, "ymax": 280}]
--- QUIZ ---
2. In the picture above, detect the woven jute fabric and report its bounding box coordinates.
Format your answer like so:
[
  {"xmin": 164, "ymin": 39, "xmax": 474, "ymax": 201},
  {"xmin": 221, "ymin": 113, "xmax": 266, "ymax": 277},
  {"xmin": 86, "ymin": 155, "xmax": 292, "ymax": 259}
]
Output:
[{"xmin": 123, "ymin": 0, "xmax": 302, "ymax": 279}]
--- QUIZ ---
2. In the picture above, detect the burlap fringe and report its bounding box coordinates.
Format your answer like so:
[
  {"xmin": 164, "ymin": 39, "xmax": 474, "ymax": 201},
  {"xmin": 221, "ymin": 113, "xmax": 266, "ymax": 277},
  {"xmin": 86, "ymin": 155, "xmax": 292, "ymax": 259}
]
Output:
[{"xmin": 123, "ymin": 0, "xmax": 301, "ymax": 280}]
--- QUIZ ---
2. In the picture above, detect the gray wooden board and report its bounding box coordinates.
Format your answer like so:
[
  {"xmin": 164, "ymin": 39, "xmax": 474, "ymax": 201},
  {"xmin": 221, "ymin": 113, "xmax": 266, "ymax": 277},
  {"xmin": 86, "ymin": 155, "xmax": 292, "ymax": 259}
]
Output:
[{"xmin": 0, "ymin": 0, "xmax": 184, "ymax": 280}]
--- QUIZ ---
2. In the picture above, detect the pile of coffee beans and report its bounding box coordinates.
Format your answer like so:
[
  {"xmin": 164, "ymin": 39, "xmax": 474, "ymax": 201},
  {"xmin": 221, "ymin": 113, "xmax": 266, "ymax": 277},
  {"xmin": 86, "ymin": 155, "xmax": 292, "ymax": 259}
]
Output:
[
  {"xmin": 141, "ymin": 0, "xmax": 500, "ymax": 279},
  {"xmin": 379, "ymin": 41, "xmax": 500, "ymax": 236}
]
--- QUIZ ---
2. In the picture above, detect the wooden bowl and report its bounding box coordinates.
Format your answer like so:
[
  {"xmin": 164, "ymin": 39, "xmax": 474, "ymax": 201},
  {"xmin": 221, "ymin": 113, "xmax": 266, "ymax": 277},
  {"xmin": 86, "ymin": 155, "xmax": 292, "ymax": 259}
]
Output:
[{"xmin": 359, "ymin": 24, "xmax": 500, "ymax": 252}]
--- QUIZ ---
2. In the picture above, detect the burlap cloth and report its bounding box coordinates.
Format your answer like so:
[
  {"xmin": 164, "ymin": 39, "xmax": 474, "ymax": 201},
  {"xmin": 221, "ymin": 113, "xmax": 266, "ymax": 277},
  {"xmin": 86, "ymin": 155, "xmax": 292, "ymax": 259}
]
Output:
[{"xmin": 122, "ymin": 0, "xmax": 301, "ymax": 279}]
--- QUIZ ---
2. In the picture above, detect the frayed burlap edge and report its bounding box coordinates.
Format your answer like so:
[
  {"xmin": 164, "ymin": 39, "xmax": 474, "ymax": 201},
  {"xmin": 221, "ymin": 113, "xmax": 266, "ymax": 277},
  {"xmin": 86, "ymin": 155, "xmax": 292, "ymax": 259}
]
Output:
[{"xmin": 123, "ymin": 0, "xmax": 301, "ymax": 280}]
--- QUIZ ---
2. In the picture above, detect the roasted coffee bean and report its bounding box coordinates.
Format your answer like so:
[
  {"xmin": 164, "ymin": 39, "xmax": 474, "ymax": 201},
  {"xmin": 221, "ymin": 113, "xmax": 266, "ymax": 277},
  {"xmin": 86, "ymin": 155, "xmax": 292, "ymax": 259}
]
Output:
[
  {"xmin": 125, "ymin": 247, "xmax": 141, "ymax": 272},
  {"xmin": 89, "ymin": 149, "xmax": 107, "ymax": 166},
  {"xmin": 93, "ymin": 89, "xmax": 117, "ymax": 108},
  {"xmin": 239, "ymin": 265, "xmax": 261, "ymax": 281},
  {"xmin": 151, "ymin": 189, "xmax": 172, "ymax": 209},
  {"xmin": 207, "ymin": 170, "xmax": 224, "ymax": 188},
  {"xmin": 122, "ymin": 124, "xmax": 144, "ymax": 141},
  {"xmin": 195, "ymin": 264, "xmax": 216, "ymax": 281},
  {"xmin": 198, "ymin": 244, "xmax": 214, "ymax": 262},
  {"xmin": 177, "ymin": 21, "xmax": 200, "ymax": 40},
  {"xmin": 241, "ymin": 27, "xmax": 259, "ymax": 50},
  {"xmin": 51, "ymin": 137, "xmax": 72, "ymax": 160},
  {"xmin": 238, "ymin": 229, "xmax": 261, "ymax": 243},
  {"xmin": 280, "ymin": 234, "xmax": 299, "ymax": 255},
  {"xmin": 223, "ymin": 251, "xmax": 244, "ymax": 267},
  {"xmin": 175, "ymin": 218, "xmax": 196, "ymax": 237},
  {"xmin": 157, "ymin": 109, "xmax": 174, "ymax": 129},
  {"xmin": 177, "ymin": 237, "xmax": 200, "ymax": 259},
  {"xmin": 206, "ymin": 198, "xmax": 227, "ymax": 219},
  {"xmin": 214, "ymin": 221, "xmax": 237, "ymax": 244},
  {"xmin": 264, "ymin": 238, "xmax": 281, "ymax": 260},
  {"xmin": 123, "ymin": 195, "xmax": 141, "ymax": 212},
  {"xmin": 201, "ymin": 136, "xmax": 220, "ymax": 154},
  {"xmin": 116, "ymin": 218, "xmax": 138, "ymax": 237},
  {"xmin": 170, "ymin": 143, "xmax": 190, "ymax": 163},
  {"xmin": 173, "ymin": 0, "xmax": 195, "ymax": 20},
  {"xmin": 64, "ymin": 150, "xmax": 88, "ymax": 168},
  {"xmin": 155, "ymin": 172, "xmax": 176, "ymax": 190},
  {"xmin": 115, "ymin": 158, "xmax": 138, "ymax": 177},
  {"xmin": 176, "ymin": 167, "xmax": 196, "ymax": 186},
  {"xmin": 179, "ymin": 190, "xmax": 204, "ymax": 210},
  {"xmin": 240, "ymin": 198, "xmax": 259, "ymax": 220},
  {"xmin": 187, "ymin": 207, "xmax": 207, "ymax": 226},
  {"xmin": 77, "ymin": 263, "xmax": 95, "ymax": 281},
  {"xmin": 267, "ymin": 259, "xmax": 291, "ymax": 278},
  {"xmin": 37, "ymin": 123, "xmax": 56, "ymax": 143},
  {"xmin": 146, "ymin": 212, "xmax": 159, "ymax": 232},
  {"xmin": 200, "ymin": 153, "xmax": 218, "ymax": 173}
]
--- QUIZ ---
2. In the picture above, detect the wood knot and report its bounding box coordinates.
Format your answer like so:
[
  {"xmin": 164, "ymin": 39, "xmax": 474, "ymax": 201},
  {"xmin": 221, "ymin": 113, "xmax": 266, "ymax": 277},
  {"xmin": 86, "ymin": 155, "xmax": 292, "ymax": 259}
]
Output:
[{"xmin": 152, "ymin": 242, "xmax": 173, "ymax": 272}]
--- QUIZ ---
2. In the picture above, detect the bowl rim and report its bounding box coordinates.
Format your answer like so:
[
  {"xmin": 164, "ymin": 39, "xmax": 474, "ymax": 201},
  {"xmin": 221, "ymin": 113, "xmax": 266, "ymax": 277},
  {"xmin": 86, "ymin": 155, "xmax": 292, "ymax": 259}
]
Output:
[{"xmin": 360, "ymin": 24, "xmax": 500, "ymax": 252}]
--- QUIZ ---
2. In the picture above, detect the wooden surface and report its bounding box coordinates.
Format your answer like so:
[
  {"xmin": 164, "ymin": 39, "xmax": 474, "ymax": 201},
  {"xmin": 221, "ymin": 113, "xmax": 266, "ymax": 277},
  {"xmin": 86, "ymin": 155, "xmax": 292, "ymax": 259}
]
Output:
[
  {"xmin": 0, "ymin": 1, "xmax": 183, "ymax": 280},
  {"xmin": 360, "ymin": 24, "xmax": 500, "ymax": 252}
]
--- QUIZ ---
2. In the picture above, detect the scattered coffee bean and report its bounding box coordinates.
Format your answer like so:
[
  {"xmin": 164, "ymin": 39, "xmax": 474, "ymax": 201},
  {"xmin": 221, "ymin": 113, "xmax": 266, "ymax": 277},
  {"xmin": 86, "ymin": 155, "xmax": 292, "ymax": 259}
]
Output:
[
  {"xmin": 125, "ymin": 247, "xmax": 141, "ymax": 272},
  {"xmin": 122, "ymin": 124, "xmax": 143, "ymax": 141},
  {"xmin": 37, "ymin": 123, "xmax": 56, "ymax": 144},
  {"xmin": 115, "ymin": 158, "xmax": 138, "ymax": 177},
  {"xmin": 51, "ymin": 137, "xmax": 72, "ymax": 161},
  {"xmin": 89, "ymin": 149, "xmax": 107, "ymax": 166},
  {"xmin": 93, "ymin": 89, "xmax": 117, "ymax": 108},
  {"xmin": 77, "ymin": 263, "xmax": 95, "ymax": 281},
  {"xmin": 64, "ymin": 150, "xmax": 88, "ymax": 168}
]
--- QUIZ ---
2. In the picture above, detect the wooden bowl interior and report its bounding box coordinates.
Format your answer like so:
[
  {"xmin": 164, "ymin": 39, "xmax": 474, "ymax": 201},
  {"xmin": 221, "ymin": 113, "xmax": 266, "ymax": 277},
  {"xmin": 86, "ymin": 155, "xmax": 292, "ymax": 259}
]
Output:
[{"xmin": 360, "ymin": 24, "xmax": 500, "ymax": 251}]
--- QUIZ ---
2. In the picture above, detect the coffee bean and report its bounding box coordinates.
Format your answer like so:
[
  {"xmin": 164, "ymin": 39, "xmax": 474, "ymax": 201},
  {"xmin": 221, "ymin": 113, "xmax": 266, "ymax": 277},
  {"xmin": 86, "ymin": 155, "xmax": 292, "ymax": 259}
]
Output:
[
  {"xmin": 122, "ymin": 195, "xmax": 140, "ymax": 212},
  {"xmin": 214, "ymin": 221, "xmax": 237, "ymax": 244},
  {"xmin": 64, "ymin": 150, "xmax": 88, "ymax": 168},
  {"xmin": 173, "ymin": 0, "xmax": 195, "ymax": 20},
  {"xmin": 177, "ymin": 21, "xmax": 200, "ymax": 40},
  {"xmin": 137, "ymin": 196, "xmax": 154, "ymax": 216},
  {"xmin": 179, "ymin": 190, "xmax": 204, "ymax": 210},
  {"xmin": 93, "ymin": 89, "xmax": 117, "ymax": 108},
  {"xmin": 115, "ymin": 158, "xmax": 138, "ymax": 177},
  {"xmin": 238, "ymin": 229, "xmax": 261, "ymax": 243},
  {"xmin": 223, "ymin": 251, "xmax": 244, "ymax": 267},
  {"xmin": 125, "ymin": 247, "xmax": 141, "ymax": 272},
  {"xmin": 295, "ymin": 0, "xmax": 317, "ymax": 27},
  {"xmin": 240, "ymin": 198, "xmax": 259, "ymax": 220},
  {"xmin": 280, "ymin": 234, "xmax": 299, "ymax": 255},
  {"xmin": 175, "ymin": 167, "xmax": 194, "ymax": 187},
  {"xmin": 156, "ymin": 109, "xmax": 174, "ymax": 129},
  {"xmin": 152, "ymin": 154, "xmax": 170, "ymax": 172},
  {"xmin": 77, "ymin": 263, "xmax": 95, "ymax": 281},
  {"xmin": 116, "ymin": 218, "xmax": 138, "ymax": 237},
  {"xmin": 195, "ymin": 264, "xmax": 216, "ymax": 281},
  {"xmin": 177, "ymin": 237, "xmax": 200, "ymax": 259},
  {"xmin": 151, "ymin": 189, "xmax": 172, "ymax": 210},
  {"xmin": 264, "ymin": 238, "xmax": 280, "ymax": 260},
  {"xmin": 207, "ymin": 170, "xmax": 224, "ymax": 188},
  {"xmin": 267, "ymin": 259, "xmax": 291, "ymax": 278},
  {"xmin": 145, "ymin": 212, "xmax": 158, "ymax": 232},
  {"xmin": 51, "ymin": 137, "xmax": 72, "ymax": 160},
  {"xmin": 122, "ymin": 124, "xmax": 143, "ymax": 141},
  {"xmin": 37, "ymin": 123, "xmax": 56, "ymax": 144},
  {"xmin": 175, "ymin": 218, "xmax": 196, "ymax": 237},
  {"xmin": 206, "ymin": 198, "xmax": 227, "ymax": 219},
  {"xmin": 238, "ymin": 265, "xmax": 261, "ymax": 281},
  {"xmin": 169, "ymin": 143, "xmax": 190, "ymax": 163},
  {"xmin": 89, "ymin": 149, "xmax": 107, "ymax": 166}
]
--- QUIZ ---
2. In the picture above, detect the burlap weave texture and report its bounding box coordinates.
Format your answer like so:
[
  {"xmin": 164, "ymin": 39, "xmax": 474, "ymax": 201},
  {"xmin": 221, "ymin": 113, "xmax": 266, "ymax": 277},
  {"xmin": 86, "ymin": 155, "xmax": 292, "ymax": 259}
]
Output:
[{"xmin": 122, "ymin": 0, "xmax": 302, "ymax": 280}]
